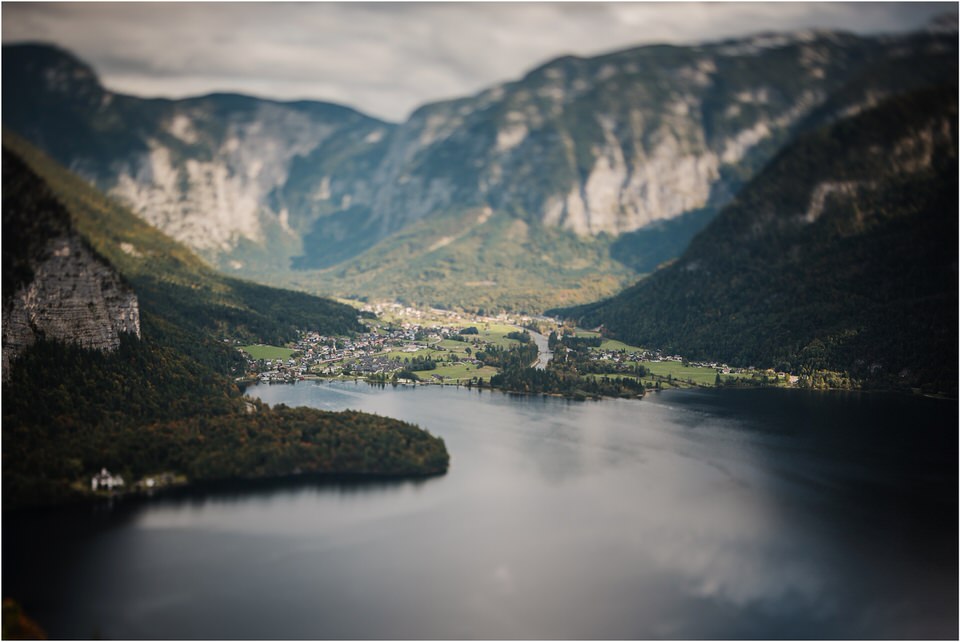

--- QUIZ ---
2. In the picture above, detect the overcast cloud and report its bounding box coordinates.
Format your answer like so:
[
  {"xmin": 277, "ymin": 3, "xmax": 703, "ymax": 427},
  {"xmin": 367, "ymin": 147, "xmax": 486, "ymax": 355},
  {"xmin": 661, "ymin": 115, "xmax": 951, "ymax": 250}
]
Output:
[{"xmin": 2, "ymin": 2, "xmax": 951, "ymax": 121}]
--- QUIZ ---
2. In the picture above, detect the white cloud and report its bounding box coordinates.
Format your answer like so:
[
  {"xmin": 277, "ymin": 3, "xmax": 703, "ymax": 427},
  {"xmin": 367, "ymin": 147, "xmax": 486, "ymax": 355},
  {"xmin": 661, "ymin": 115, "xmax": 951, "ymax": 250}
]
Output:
[{"xmin": 2, "ymin": 2, "xmax": 949, "ymax": 121}]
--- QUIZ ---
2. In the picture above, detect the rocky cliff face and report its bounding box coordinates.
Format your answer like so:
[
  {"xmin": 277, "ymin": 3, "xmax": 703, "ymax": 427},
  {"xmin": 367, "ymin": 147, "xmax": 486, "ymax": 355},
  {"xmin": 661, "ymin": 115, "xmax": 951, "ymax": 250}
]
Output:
[
  {"xmin": 294, "ymin": 26, "xmax": 955, "ymax": 278},
  {"xmin": 2, "ymin": 150, "xmax": 140, "ymax": 379},
  {"xmin": 332, "ymin": 30, "xmax": 950, "ymax": 229},
  {"xmin": 106, "ymin": 97, "xmax": 390, "ymax": 261},
  {"xmin": 356, "ymin": 33, "xmax": 844, "ymax": 238},
  {"xmin": 2, "ymin": 45, "xmax": 390, "ymax": 270},
  {"xmin": 2, "ymin": 235, "xmax": 140, "ymax": 377},
  {"xmin": 558, "ymin": 85, "xmax": 958, "ymax": 392},
  {"xmin": 3, "ymin": 25, "xmax": 956, "ymax": 308}
]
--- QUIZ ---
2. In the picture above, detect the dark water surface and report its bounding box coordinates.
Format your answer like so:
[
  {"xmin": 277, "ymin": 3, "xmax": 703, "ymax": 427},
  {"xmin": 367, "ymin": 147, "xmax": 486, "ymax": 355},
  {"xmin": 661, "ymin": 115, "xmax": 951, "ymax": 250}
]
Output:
[{"xmin": 4, "ymin": 383, "xmax": 956, "ymax": 639}]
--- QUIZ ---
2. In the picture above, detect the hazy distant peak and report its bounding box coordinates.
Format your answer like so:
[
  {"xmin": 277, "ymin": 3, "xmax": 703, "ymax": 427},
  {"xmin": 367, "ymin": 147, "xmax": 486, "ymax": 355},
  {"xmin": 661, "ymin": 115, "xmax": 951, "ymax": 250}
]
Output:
[
  {"xmin": 927, "ymin": 12, "xmax": 959, "ymax": 33},
  {"xmin": 2, "ymin": 42, "xmax": 102, "ymax": 97}
]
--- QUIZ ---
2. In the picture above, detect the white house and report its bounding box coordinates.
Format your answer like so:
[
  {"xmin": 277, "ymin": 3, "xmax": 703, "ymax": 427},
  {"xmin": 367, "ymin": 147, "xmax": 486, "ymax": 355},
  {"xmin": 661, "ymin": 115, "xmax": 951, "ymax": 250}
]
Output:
[{"xmin": 91, "ymin": 468, "xmax": 125, "ymax": 491}]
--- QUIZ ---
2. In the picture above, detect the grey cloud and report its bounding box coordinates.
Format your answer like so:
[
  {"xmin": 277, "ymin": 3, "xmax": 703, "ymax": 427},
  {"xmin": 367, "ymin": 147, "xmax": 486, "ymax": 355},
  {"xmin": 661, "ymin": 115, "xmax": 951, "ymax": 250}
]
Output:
[{"xmin": 2, "ymin": 2, "xmax": 949, "ymax": 121}]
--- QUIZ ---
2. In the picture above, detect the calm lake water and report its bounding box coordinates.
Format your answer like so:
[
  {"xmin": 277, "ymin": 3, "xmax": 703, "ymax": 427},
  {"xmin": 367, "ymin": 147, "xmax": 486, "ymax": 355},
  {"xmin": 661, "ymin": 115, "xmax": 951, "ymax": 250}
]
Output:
[{"xmin": 4, "ymin": 383, "xmax": 956, "ymax": 639}]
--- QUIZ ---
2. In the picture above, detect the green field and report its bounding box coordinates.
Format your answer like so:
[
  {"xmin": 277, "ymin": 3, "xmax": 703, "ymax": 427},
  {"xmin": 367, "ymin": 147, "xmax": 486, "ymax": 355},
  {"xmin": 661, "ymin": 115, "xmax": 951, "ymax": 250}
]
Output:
[
  {"xmin": 639, "ymin": 360, "xmax": 720, "ymax": 385},
  {"xmin": 583, "ymin": 373, "xmax": 642, "ymax": 382},
  {"xmin": 575, "ymin": 329, "xmax": 603, "ymax": 338},
  {"xmin": 490, "ymin": 324, "xmax": 534, "ymax": 347},
  {"xmin": 240, "ymin": 344, "xmax": 296, "ymax": 361},
  {"xmin": 579, "ymin": 332, "xmax": 764, "ymax": 387},
  {"xmin": 413, "ymin": 362, "xmax": 499, "ymax": 383},
  {"xmin": 640, "ymin": 360, "xmax": 767, "ymax": 386},
  {"xmin": 370, "ymin": 322, "xmax": 527, "ymax": 361},
  {"xmin": 446, "ymin": 323, "xmax": 527, "ymax": 349},
  {"xmin": 438, "ymin": 339, "xmax": 473, "ymax": 350},
  {"xmin": 598, "ymin": 338, "xmax": 645, "ymax": 353}
]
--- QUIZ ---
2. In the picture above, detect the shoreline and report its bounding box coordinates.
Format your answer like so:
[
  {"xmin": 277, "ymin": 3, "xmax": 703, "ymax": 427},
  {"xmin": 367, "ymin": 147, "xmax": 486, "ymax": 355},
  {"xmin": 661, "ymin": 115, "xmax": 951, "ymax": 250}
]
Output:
[
  {"xmin": 5, "ymin": 468, "xmax": 450, "ymax": 513},
  {"xmin": 246, "ymin": 375, "xmax": 957, "ymax": 403}
]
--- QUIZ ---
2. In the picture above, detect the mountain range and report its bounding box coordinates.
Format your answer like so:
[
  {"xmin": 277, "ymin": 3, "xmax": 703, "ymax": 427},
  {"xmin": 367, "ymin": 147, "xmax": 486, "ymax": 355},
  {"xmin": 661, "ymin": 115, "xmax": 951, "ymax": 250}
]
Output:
[
  {"xmin": 4, "ymin": 21, "xmax": 956, "ymax": 311},
  {"xmin": 2, "ymin": 16, "xmax": 958, "ymax": 507},
  {"xmin": 556, "ymin": 85, "xmax": 957, "ymax": 394}
]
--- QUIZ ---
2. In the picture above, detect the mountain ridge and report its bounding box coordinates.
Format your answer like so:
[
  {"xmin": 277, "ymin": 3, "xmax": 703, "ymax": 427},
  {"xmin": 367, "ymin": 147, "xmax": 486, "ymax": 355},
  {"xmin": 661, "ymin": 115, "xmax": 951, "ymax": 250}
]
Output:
[
  {"xmin": 3, "ymin": 25, "xmax": 956, "ymax": 311},
  {"xmin": 3, "ymin": 42, "xmax": 392, "ymax": 271},
  {"xmin": 553, "ymin": 84, "xmax": 958, "ymax": 394}
]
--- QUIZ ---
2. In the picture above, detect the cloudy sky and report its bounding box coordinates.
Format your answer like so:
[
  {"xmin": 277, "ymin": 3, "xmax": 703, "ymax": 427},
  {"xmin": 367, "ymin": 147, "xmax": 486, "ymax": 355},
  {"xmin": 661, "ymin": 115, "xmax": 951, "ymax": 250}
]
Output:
[{"xmin": 3, "ymin": 2, "xmax": 951, "ymax": 121}]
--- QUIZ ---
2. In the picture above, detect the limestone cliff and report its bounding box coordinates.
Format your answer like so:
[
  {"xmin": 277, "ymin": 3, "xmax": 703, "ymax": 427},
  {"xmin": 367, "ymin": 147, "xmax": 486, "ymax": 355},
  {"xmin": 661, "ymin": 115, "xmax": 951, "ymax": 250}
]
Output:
[
  {"xmin": 5, "ymin": 28, "xmax": 956, "ymax": 275},
  {"xmin": 558, "ymin": 86, "xmax": 958, "ymax": 393},
  {"xmin": 2, "ymin": 149, "xmax": 140, "ymax": 379},
  {"xmin": 3, "ymin": 25, "xmax": 956, "ymax": 311}
]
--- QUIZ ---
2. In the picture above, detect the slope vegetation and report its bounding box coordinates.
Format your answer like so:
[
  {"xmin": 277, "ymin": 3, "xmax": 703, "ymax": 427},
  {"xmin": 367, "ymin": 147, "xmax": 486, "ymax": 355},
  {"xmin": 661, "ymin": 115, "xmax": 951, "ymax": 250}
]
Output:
[
  {"xmin": 303, "ymin": 207, "xmax": 636, "ymax": 313},
  {"xmin": 2, "ymin": 140, "xmax": 447, "ymax": 507},
  {"xmin": 2, "ymin": 151, "xmax": 140, "ymax": 375},
  {"xmin": 556, "ymin": 86, "xmax": 958, "ymax": 395},
  {"xmin": 5, "ymin": 131, "xmax": 367, "ymax": 369}
]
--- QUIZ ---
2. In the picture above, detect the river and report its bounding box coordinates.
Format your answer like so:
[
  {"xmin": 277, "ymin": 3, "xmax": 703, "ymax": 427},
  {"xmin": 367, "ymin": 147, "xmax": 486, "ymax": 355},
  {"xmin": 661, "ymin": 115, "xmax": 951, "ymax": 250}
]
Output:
[
  {"xmin": 527, "ymin": 328, "xmax": 553, "ymax": 369},
  {"xmin": 3, "ymin": 383, "xmax": 956, "ymax": 639}
]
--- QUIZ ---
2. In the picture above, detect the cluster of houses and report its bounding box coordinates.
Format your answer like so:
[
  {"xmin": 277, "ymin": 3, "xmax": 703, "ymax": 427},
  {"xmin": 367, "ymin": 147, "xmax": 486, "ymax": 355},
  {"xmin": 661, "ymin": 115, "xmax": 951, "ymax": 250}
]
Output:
[
  {"xmin": 586, "ymin": 348, "xmax": 795, "ymax": 382},
  {"xmin": 238, "ymin": 324, "xmax": 458, "ymax": 381},
  {"xmin": 255, "ymin": 358, "xmax": 304, "ymax": 383},
  {"xmin": 90, "ymin": 469, "xmax": 180, "ymax": 494},
  {"xmin": 587, "ymin": 348, "xmax": 671, "ymax": 364},
  {"xmin": 236, "ymin": 306, "xmax": 573, "ymax": 384},
  {"xmin": 322, "ymin": 354, "xmax": 398, "ymax": 376},
  {"xmin": 234, "ymin": 302, "xmax": 801, "ymax": 387}
]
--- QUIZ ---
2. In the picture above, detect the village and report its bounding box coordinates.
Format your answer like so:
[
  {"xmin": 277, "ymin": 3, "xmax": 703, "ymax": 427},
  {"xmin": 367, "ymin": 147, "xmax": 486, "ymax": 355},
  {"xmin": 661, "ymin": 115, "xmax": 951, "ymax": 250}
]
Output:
[
  {"xmin": 236, "ymin": 303, "xmax": 788, "ymax": 388},
  {"xmin": 239, "ymin": 307, "xmax": 506, "ymax": 384}
]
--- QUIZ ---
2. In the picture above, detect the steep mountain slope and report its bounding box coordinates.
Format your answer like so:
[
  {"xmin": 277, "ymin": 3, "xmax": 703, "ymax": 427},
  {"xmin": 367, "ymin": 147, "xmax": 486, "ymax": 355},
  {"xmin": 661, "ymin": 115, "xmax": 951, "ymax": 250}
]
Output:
[
  {"xmin": 2, "ymin": 43, "xmax": 391, "ymax": 273},
  {"xmin": 268, "ymin": 26, "xmax": 958, "ymax": 277},
  {"xmin": 3, "ymin": 25, "xmax": 956, "ymax": 311},
  {"xmin": 2, "ymin": 151, "xmax": 139, "ymax": 377},
  {"xmin": 2, "ymin": 139, "xmax": 447, "ymax": 506},
  {"xmin": 556, "ymin": 86, "xmax": 958, "ymax": 394},
  {"xmin": 4, "ymin": 131, "xmax": 366, "ymax": 370}
]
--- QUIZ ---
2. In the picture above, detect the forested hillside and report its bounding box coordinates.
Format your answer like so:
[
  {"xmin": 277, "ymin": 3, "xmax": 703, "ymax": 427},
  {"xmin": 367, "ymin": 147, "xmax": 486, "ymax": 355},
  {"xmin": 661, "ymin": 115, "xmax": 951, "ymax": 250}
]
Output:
[
  {"xmin": 2, "ymin": 141, "xmax": 447, "ymax": 507},
  {"xmin": 555, "ymin": 86, "xmax": 958, "ymax": 395},
  {"xmin": 5, "ymin": 132, "xmax": 367, "ymax": 371}
]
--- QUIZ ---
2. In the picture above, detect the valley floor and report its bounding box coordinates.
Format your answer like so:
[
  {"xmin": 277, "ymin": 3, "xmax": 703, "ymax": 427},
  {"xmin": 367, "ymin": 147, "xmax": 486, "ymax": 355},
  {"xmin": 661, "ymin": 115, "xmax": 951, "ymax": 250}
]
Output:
[{"xmin": 236, "ymin": 301, "xmax": 798, "ymax": 399}]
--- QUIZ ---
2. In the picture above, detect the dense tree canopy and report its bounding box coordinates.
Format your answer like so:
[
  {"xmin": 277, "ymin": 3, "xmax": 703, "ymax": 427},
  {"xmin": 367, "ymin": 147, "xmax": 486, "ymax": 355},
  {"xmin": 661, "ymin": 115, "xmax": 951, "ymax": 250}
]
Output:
[
  {"xmin": 2, "ymin": 142, "xmax": 448, "ymax": 507},
  {"xmin": 554, "ymin": 87, "xmax": 959, "ymax": 396}
]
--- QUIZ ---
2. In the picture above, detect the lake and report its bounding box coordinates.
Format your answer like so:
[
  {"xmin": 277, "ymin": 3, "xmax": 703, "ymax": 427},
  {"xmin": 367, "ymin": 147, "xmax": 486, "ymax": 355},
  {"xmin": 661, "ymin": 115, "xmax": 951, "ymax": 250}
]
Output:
[{"xmin": 4, "ymin": 383, "xmax": 956, "ymax": 639}]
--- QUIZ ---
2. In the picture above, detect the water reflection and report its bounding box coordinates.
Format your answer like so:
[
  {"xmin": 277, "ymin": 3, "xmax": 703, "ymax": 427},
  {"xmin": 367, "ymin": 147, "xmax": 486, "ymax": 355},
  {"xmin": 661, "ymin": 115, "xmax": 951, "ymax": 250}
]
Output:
[
  {"xmin": 4, "ymin": 382, "xmax": 955, "ymax": 639},
  {"xmin": 132, "ymin": 475, "xmax": 445, "ymax": 537}
]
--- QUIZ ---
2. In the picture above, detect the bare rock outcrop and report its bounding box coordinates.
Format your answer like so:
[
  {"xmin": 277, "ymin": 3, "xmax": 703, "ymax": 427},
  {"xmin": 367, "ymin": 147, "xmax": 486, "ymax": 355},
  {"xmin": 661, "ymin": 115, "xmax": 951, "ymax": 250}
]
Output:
[
  {"xmin": 2, "ymin": 234, "xmax": 140, "ymax": 378},
  {"xmin": 2, "ymin": 150, "xmax": 141, "ymax": 380}
]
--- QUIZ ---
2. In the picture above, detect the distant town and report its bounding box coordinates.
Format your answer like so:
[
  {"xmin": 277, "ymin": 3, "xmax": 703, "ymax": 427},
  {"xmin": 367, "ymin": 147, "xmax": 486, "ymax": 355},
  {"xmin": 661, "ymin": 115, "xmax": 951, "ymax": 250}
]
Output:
[{"xmin": 235, "ymin": 302, "xmax": 796, "ymax": 389}]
